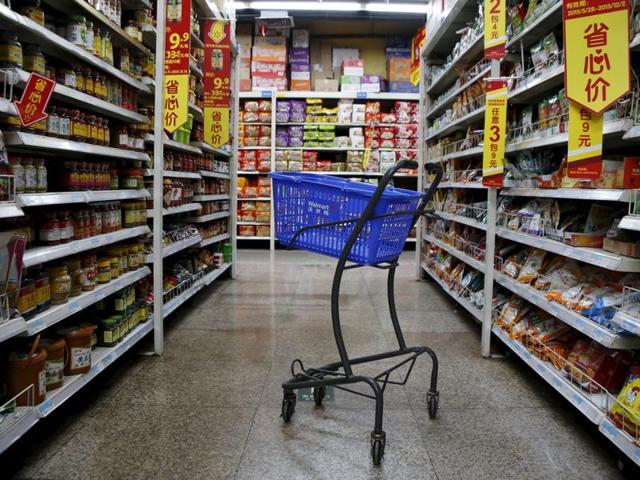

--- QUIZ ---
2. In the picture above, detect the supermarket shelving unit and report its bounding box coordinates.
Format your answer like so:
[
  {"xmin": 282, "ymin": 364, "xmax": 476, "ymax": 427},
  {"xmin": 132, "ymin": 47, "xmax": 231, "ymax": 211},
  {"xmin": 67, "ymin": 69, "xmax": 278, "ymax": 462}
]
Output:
[
  {"xmin": 0, "ymin": 0, "xmax": 236, "ymax": 455},
  {"xmin": 237, "ymin": 90, "xmax": 421, "ymax": 248},
  {"xmin": 419, "ymin": 0, "xmax": 640, "ymax": 467}
]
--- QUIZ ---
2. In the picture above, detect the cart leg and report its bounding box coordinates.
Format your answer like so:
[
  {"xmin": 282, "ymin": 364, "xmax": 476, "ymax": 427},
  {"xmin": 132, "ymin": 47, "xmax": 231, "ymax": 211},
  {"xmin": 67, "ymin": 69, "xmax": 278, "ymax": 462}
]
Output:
[
  {"xmin": 331, "ymin": 257, "xmax": 353, "ymax": 376},
  {"xmin": 387, "ymin": 263, "xmax": 407, "ymax": 351},
  {"xmin": 364, "ymin": 376, "xmax": 386, "ymax": 465},
  {"xmin": 421, "ymin": 347, "xmax": 439, "ymax": 419}
]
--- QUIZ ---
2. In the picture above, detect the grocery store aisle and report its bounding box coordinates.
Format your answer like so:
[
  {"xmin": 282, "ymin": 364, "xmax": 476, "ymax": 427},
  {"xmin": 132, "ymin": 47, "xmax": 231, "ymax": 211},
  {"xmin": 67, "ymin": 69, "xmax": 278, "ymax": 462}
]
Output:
[{"xmin": 3, "ymin": 250, "xmax": 628, "ymax": 479}]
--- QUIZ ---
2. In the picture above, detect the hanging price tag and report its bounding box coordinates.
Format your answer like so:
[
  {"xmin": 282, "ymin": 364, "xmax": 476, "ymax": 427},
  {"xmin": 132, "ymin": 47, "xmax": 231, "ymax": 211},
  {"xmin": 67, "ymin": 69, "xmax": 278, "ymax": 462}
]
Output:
[
  {"xmin": 163, "ymin": 0, "xmax": 191, "ymax": 132},
  {"xmin": 484, "ymin": 0, "xmax": 506, "ymax": 59},
  {"xmin": 567, "ymin": 100, "xmax": 603, "ymax": 178},
  {"xmin": 482, "ymin": 79, "xmax": 508, "ymax": 187},
  {"xmin": 203, "ymin": 20, "xmax": 231, "ymax": 148}
]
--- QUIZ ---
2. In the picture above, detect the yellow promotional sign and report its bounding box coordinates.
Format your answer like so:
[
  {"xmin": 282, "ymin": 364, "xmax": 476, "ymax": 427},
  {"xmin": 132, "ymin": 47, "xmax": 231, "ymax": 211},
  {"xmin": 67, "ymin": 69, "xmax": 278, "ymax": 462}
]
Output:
[
  {"xmin": 567, "ymin": 100, "xmax": 603, "ymax": 178},
  {"xmin": 163, "ymin": 0, "xmax": 191, "ymax": 132},
  {"xmin": 204, "ymin": 107, "xmax": 230, "ymax": 149},
  {"xmin": 484, "ymin": 0, "xmax": 506, "ymax": 59},
  {"xmin": 563, "ymin": 0, "xmax": 630, "ymax": 113},
  {"xmin": 482, "ymin": 79, "xmax": 508, "ymax": 187},
  {"xmin": 203, "ymin": 20, "xmax": 231, "ymax": 148}
]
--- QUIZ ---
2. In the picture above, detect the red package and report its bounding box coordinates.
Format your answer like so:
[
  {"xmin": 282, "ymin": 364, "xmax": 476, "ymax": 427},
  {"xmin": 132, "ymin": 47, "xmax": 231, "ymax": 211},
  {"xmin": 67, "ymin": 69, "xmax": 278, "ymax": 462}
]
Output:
[
  {"xmin": 565, "ymin": 340, "xmax": 633, "ymax": 393},
  {"xmin": 303, "ymin": 161, "xmax": 317, "ymax": 171},
  {"xmin": 365, "ymin": 138, "xmax": 380, "ymax": 149},
  {"xmin": 258, "ymin": 176, "xmax": 271, "ymax": 186},
  {"xmin": 257, "ymin": 161, "xmax": 271, "ymax": 172},
  {"xmin": 364, "ymin": 127, "xmax": 379, "ymax": 139},
  {"xmin": 379, "ymin": 127, "xmax": 395, "ymax": 140},
  {"xmin": 239, "ymin": 225, "xmax": 256, "ymax": 236},
  {"xmin": 379, "ymin": 113, "xmax": 397, "ymax": 124},
  {"xmin": 395, "ymin": 138, "xmax": 415, "ymax": 150},
  {"xmin": 303, "ymin": 150, "xmax": 318, "ymax": 162},
  {"xmin": 240, "ymin": 159, "xmax": 257, "ymax": 171},
  {"xmin": 257, "ymin": 186, "xmax": 271, "ymax": 197},
  {"xmin": 257, "ymin": 150, "xmax": 271, "ymax": 162},
  {"xmin": 396, "ymin": 124, "xmax": 418, "ymax": 139}
]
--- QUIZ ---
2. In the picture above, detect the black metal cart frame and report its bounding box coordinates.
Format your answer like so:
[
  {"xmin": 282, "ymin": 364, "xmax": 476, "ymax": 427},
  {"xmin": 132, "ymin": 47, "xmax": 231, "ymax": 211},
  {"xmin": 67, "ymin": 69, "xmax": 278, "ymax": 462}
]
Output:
[{"xmin": 280, "ymin": 160, "xmax": 443, "ymax": 465}]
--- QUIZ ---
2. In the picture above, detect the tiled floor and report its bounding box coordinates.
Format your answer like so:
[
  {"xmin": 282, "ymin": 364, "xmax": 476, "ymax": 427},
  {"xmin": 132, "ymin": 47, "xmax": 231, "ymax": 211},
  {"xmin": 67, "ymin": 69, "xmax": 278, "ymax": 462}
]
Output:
[{"xmin": 2, "ymin": 250, "xmax": 635, "ymax": 479}]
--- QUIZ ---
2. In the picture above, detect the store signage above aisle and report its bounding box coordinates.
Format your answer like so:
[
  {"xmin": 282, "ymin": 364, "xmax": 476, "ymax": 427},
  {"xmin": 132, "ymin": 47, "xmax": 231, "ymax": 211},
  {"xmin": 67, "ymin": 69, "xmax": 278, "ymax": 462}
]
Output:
[
  {"xmin": 567, "ymin": 101, "xmax": 603, "ymax": 178},
  {"xmin": 163, "ymin": 0, "xmax": 191, "ymax": 132},
  {"xmin": 484, "ymin": 0, "xmax": 506, "ymax": 59},
  {"xmin": 203, "ymin": 20, "xmax": 231, "ymax": 148},
  {"xmin": 563, "ymin": 0, "xmax": 630, "ymax": 114},
  {"xmin": 14, "ymin": 73, "xmax": 55, "ymax": 126},
  {"xmin": 482, "ymin": 79, "xmax": 507, "ymax": 187}
]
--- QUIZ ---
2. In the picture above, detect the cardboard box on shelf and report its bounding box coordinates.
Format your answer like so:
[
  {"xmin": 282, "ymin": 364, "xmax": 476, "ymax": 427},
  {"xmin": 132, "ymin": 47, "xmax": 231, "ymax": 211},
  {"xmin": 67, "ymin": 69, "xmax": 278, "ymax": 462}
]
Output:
[
  {"xmin": 252, "ymin": 45, "xmax": 287, "ymax": 63},
  {"xmin": 332, "ymin": 47, "xmax": 360, "ymax": 69},
  {"xmin": 240, "ymin": 79, "xmax": 252, "ymax": 91},
  {"xmin": 388, "ymin": 57, "xmax": 411, "ymax": 82},
  {"xmin": 342, "ymin": 58, "xmax": 364, "ymax": 76},
  {"xmin": 251, "ymin": 61, "xmax": 287, "ymax": 75},
  {"xmin": 290, "ymin": 48, "xmax": 310, "ymax": 64},
  {"xmin": 252, "ymin": 77, "xmax": 288, "ymax": 90},
  {"xmin": 314, "ymin": 79, "xmax": 339, "ymax": 91},
  {"xmin": 604, "ymin": 236, "xmax": 640, "ymax": 258},
  {"xmin": 239, "ymin": 57, "xmax": 251, "ymax": 70},
  {"xmin": 385, "ymin": 47, "xmax": 411, "ymax": 58},
  {"xmin": 389, "ymin": 81, "xmax": 419, "ymax": 93},
  {"xmin": 341, "ymin": 75, "xmax": 362, "ymax": 92},
  {"xmin": 291, "ymin": 80, "xmax": 312, "ymax": 91},
  {"xmin": 292, "ymin": 29, "xmax": 310, "ymax": 48},
  {"xmin": 254, "ymin": 35, "xmax": 287, "ymax": 46},
  {"xmin": 311, "ymin": 43, "xmax": 333, "ymax": 82}
]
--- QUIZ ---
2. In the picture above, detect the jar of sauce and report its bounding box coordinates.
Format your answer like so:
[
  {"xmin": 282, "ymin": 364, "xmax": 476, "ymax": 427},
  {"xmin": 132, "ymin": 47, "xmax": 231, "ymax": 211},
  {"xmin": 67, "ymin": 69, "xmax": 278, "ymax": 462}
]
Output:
[
  {"xmin": 48, "ymin": 265, "xmax": 71, "ymax": 305},
  {"xmin": 97, "ymin": 258, "xmax": 111, "ymax": 284},
  {"xmin": 39, "ymin": 212, "xmax": 60, "ymax": 245},
  {"xmin": 16, "ymin": 277, "xmax": 37, "ymax": 319},
  {"xmin": 66, "ymin": 258, "xmax": 83, "ymax": 297},
  {"xmin": 34, "ymin": 269, "xmax": 51, "ymax": 313},
  {"xmin": 81, "ymin": 254, "xmax": 96, "ymax": 291},
  {"xmin": 0, "ymin": 32, "xmax": 23, "ymax": 69},
  {"xmin": 23, "ymin": 43, "xmax": 45, "ymax": 75}
]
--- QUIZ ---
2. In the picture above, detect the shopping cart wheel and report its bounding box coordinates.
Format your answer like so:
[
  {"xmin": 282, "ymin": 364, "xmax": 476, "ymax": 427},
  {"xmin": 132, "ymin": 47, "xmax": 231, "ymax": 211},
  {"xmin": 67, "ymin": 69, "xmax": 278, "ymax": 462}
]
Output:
[
  {"xmin": 313, "ymin": 386, "xmax": 326, "ymax": 407},
  {"xmin": 370, "ymin": 432, "xmax": 386, "ymax": 466},
  {"xmin": 281, "ymin": 392, "xmax": 296, "ymax": 423},
  {"xmin": 427, "ymin": 391, "xmax": 439, "ymax": 419}
]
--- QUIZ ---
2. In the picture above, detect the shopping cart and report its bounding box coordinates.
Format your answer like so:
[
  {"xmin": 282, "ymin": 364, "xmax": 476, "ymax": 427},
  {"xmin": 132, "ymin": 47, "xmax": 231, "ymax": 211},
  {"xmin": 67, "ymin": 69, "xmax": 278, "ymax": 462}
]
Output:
[{"xmin": 270, "ymin": 160, "xmax": 443, "ymax": 465}]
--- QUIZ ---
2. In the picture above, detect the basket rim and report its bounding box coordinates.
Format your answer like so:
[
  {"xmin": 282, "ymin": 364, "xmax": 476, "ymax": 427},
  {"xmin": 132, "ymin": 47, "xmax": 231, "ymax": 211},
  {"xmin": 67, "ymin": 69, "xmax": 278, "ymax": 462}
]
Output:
[{"xmin": 269, "ymin": 172, "xmax": 422, "ymax": 200}]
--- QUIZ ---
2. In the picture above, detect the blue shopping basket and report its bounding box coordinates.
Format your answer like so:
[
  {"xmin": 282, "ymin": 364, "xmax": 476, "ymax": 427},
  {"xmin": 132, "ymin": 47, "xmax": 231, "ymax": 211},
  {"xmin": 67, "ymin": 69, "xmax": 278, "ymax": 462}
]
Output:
[{"xmin": 270, "ymin": 172, "xmax": 423, "ymax": 265}]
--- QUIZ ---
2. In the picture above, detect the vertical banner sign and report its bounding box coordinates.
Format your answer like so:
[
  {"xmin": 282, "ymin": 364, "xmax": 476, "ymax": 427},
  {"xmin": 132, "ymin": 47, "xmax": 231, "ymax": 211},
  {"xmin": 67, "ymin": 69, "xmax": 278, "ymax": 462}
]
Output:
[
  {"xmin": 482, "ymin": 79, "xmax": 508, "ymax": 187},
  {"xmin": 203, "ymin": 20, "xmax": 231, "ymax": 148},
  {"xmin": 484, "ymin": 0, "xmax": 506, "ymax": 59},
  {"xmin": 567, "ymin": 101, "xmax": 604, "ymax": 178},
  {"xmin": 563, "ymin": 0, "xmax": 630, "ymax": 176},
  {"xmin": 14, "ymin": 73, "xmax": 55, "ymax": 126},
  {"xmin": 163, "ymin": 0, "xmax": 191, "ymax": 133},
  {"xmin": 410, "ymin": 25, "xmax": 426, "ymax": 86}
]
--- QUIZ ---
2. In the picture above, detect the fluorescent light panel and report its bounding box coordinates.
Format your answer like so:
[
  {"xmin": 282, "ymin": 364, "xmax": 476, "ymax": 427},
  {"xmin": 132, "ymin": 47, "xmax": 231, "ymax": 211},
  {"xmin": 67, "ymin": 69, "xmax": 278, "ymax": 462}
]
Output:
[{"xmin": 234, "ymin": 1, "xmax": 429, "ymax": 14}]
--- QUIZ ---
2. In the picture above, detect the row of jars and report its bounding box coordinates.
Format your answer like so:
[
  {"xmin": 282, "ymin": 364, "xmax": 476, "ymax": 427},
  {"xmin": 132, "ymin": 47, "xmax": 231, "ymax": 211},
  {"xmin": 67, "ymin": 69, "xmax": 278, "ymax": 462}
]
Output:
[
  {"xmin": 8, "ymin": 156, "xmax": 47, "ymax": 194},
  {"xmin": 163, "ymin": 152, "xmax": 201, "ymax": 173},
  {"xmin": 17, "ymin": 241, "xmax": 145, "ymax": 320},
  {"xmin": 161, "ymin": 179, "xmax": 195, "ymax": 208},
  {"xmin": 197, "ymin": 220, "xmax": 228, "ymax": 240},
  {"xmin": 195, "ymin": 179, "xmax": 229, "ymax": 196},
  {"xmin": 199, "ymin": 201, "xmax": 230, "ymax": 216},
  {"xmin": 38, "ymin": 202, "xmax": 123, "ymax": 246},
  {"xmin": 55, "ymin": 161, "xmax": 143, "ymax": 191}
]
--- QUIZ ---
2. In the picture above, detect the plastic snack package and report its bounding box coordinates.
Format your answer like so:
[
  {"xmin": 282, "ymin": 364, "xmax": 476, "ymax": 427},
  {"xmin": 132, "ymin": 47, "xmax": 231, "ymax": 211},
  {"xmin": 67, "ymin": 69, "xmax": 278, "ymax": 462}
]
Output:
[
  {"xmin": 258, "ymin": 136, "xmax": 271, "ymax": 147},
  {"xmin": 352, "ymin": 111, "xmax": 366, "ymax": 123},
  {"xmin": 243, "ymin": 111, "xmax": 259, "ymax": 123},
  {"xmin": 380, "ymin": 139, "xmax": 396, "ymax": 149},
  {"xmin": 257, "ymin": 186, "xmax": 271, "ymax": 197},
  {"xmin": 275, "ymin": 150, "xmax": 286, "ymax": 162},
  {"xmin": 274, "ymin": 160, "xmax": 287, "ymax": 172},
  {"xmin": 396, "ymin": 124, "xmax": 418, "ymax": 139},
  {"xmin": 503, "ymin": 251, "xmax": 529, "ymax": 278},
  {"xmin": 255, "ymin": 211, "xmax": 270, "ymax": 223},
  {"xmin": 258, "ymin": 100, "xmax": 272, "ymax": 112},
  {"xmin": 379, "ymin": 127, "xmax": 395, "ymax": 140},
  {"xmin": 261, "ymin": 126, "xmax": 272, "ymax": 137},
  {"xmin": 316, "ymin": 160, "xmax": 332, "ymax": 171},
  {"xmin": 565, "ymin": 340, "xmax": 633, "ymax": 393},
  {"xmin": 335, "ymin": 136, "xmax": 351, "ymax": 147},
  {"xmin": 240, "ymin": 201, "xmax": 256, "ymax": 212},
  {"xmin": 257, "ymin": 150, "xmax": 271, "ymax": 162},
  {"xmin": 516, "ymin": 248, "xmax": 547, "ymax": 284},
  {"xmin": 258, "ymin": 112, "xmax": 272, "ymax": 123},
  {"xmin": 277, "ymin": 100, "xmax": 291, "ymax": 113},
  {"xmin": 244, "ymin": 125, "xmax": 261, "ymax": 137},
  {"xmin": 497, "ymin": 296, "xmax": 531, "ymax": 330},
  {"xmin": 244, "ymin": 101, "xmax": 259, "ymax": 112},
  {"xmin": 366, "ymin": 138, "xmax": 380, "ymax": 149},
  {"xmin": 350, "ymin": 136, "xmax": 365, "ymax": 148},
  {"xmin": 288, "ymin": 161, "xmax": 303, "ymax": 172},
  {"xmin": 276, "ymin": 128, "xmax": 290, "ymax": 147},
  {"xmin": 609, "ymin": 366, "xmax": 640, "ymax": 440},
  {"xmin": 256, "ymin": 225, "xmax": 270, "ymax": 237},
  {"xmin": 379, "ymin": 113, "xmax": 397, "ymax": 124},
  {"xmin": 276, "ymin": 111, "xmax": 291, "ymax": 123},
  {"xmin": 243, "ymin": 186, "xmax": 258, "ymax": 198},
  {"xmin": 239, "ymin": 225, "xmax": 256, "ymax": 236},
  {"xmin": 257, "ymin": 161, "xmax": 271, "ymax": 172}
]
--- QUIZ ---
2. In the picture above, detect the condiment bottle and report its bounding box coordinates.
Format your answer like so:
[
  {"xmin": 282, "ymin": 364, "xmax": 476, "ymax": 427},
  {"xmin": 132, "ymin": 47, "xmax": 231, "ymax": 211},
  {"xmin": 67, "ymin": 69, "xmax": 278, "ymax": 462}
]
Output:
[
  {"xmin": 23, "ymin": 157, "xmax": 38, "ymax": 193},
  {"xmin": 9, "ymin": 156, "xmax": 25, "ymax": 194},
  {"xmin": 47, "ymin": 106, "xmax": 59, "ymax": 137},
  {"xmin": 36, "ymin": 158, "xmax": 47, "ymax": 192}
]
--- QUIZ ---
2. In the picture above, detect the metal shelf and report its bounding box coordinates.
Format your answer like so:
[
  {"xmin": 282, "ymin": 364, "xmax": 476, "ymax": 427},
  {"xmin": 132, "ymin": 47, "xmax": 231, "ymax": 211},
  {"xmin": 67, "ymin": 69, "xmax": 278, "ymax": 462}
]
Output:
[
  {"xmin": 145, "ymin": 235, "xmax": 203, "ymax": 263},
  {"xmin": 0, "ymin": 407, "xmax": 39, "ymax": 455},
  {"xmin": 438, "ymin": 181, "xmax": 486, "ymax": 189},
  {"xmin": 421, "ymin": 0, "xmax": 480, "ymax": 60},
  {"xmin": 618, "ymin": 216, "xmax": 640, "ymax": 231},
  {"xmin": 24, "ymin": 267, "xmax": 151, "ymax": 336},
  {"xmin": 190, "ymin": 61, "xmax": 204, "ymax": 78},
  {"xmin": 23, "ymin": 226, "xmax": 150, "ymax": 268},
  {"xmin": 237, "ymin": 221, "xmax": 269, "ymax": 226},
  {"xmin": 143, "ymin": 169, "xmax": 202, "ymax": 180},
  {"xmin": 0, "ymin": 97, "xmax": 17, "ymax": 116},
  {"xmin": 18, "ymin": 189, "xmax": 149, "ymax": 207},
  {"xmin": 238, "ymin": 236, "xmax": 270, "ymax": 240},
  {"xmin": 191, "ymin": 32, "xmax": 204, "ymax": 49},
  {"xmin": 199, "ymin": 170, "xmax": 230, "ymax": 179},
  {"xmin": 599, "ymin": 420, "xmax": 640, "ymax": 467},
  {"xmin": 0, "ymin": 203, "xmax": 24, "ymax": 218},
  {"xmin": 163, "ymin": 264, "xmax": 231, "ymax": 318},
  {"xmin": 610, "ymin": 310, "xmax": 640, "ymax": 337},
  {"xmin": 238, "ymin": 171, "xmax": 269, "ymax": 175},
  {"xmin": 193, "ymin": 194, "xmax": 230, "ymax": 202},
  {"xmin": 193, "ymin": 0, "xmax": 223, "ymax": 19},
  {"xmin": 435, "ymin": 211, "xmax": 487, "ymax": 231},
  {"xmin": 426, "ymin": 35, "xmax": 484, "ymax": 96},
  {"xmin": 506, "ymin": 118, "xmax": 632, "ymax": 153},
  {"xmin": 508, "ymin": 64, "xmax": 565, "ymax": 104},
  {"xmin": 500, "ymin": 188, "xmax": 633, "ymax": 202},
  {"xmin": 189, "ymin": 103, "xmax": 203, "ymax": 122},
  {"xmin": 494, "ymin": 271, "xmax": 640, "ymax": 349},
  {"xmin": 41, "ymin": 0, "xmax": 150, "ymax": 56},
  {"xmin": 4, "ymin": 132, "xmax": 150, "ymax": 161},
  {"xmin": 191, "ymin": 142, "xmax": 231, "ymax": 157},
  {"xmin": 6, "ymin": 69, "xmax": 149, "ymax": 123},
  {"xmin": 631, "ymin": 33, "xmax": 640, "ymax": 51},
  {"xmin": 0, "ymin": 4, "xmax": 148, "ymax": 92},
  {"xmin": 421, "ymin": 262, "xmax": 483, "ymax": 322},
  {"xmin": 492, "ymin": 326, "xmax": 606, "ymax": 424},
  {"xmin": 190, "ymin": 211, "xmax": 230, "ymax": 223},
  {"xmin": 0, "ymin": 317, "xmax": 27, "ymax": 343},
  {"xmin": 428, "ymin": 145, "xmax": 484, "ymax": 164},
  {"xmin": 36, "ymin": 321, "xmax": 153, "ymax": 418},
  {"xmin": 239, "ymin": 147, "xmax": 271, "ymax": 151},
  {"xmin": 428, "ymin": 65, "xmax": 491, "ymax": 119},
  {"xmin": 276, "ymin": 146, "xmax": 365, "ymax": 152},
  {"xmin": 147, "ymin": 203, "xmax": 202, "ymax": 218},
  {"xmin": 144, "ymin": 134, "xmax": 203, "ymax": 155},
  {"xmin": 496, "ymin": 227, "xmax": 640, "ymax": 272},
  {"xmin": 200, "ymin": 233, "xmax": 230, "ymax": 247},
  {"xmin": 506, "ymin": 2, "xmax": 563, "ymax": 50},
  {"xmin": 238, "ymin": 197, "xmax": 271, "ymax": 201},
  {"xmin": 426, "ymin": 105, "xmax": 485, "ymax": 141},
  {"xmin": 141, "ymin": 23, "xmax": 156, "ymax": 49},
  {"xmin": 623, "ymin": 125, "xmax": 640, "ymax": 142},
  {"xmin": 423, "ymin": 234, "xmax": 485, "ymax": 272}
]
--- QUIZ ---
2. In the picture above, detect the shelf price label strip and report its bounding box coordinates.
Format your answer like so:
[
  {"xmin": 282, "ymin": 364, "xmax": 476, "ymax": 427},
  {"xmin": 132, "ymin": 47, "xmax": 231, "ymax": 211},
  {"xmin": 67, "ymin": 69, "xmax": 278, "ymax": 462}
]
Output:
[
  {"xmin": 163, "ymin": 0, "xmax": 191, "ymax": 132},
  {"xmin": 203, "ymin": 20, "xmax": 231, "ymax": 148}
]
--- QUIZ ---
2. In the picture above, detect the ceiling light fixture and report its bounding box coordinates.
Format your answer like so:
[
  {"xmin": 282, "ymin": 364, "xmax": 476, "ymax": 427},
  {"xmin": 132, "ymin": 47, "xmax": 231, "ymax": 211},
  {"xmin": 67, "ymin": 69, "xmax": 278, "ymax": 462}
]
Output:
[{"xmin": 233, "ymin": 1, "xmax": 429, "ymax": 14}]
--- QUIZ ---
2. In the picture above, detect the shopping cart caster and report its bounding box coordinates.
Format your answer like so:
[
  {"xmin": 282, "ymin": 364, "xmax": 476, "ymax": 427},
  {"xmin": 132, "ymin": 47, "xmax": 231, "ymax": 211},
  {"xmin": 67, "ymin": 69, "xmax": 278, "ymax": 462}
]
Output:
[
  {"xmin": 313, "ymin": 386, "xmax": 326, "ymax": 407},
  {"xmin": 370, "ymin": 432, "xmax": 386, "ymax": 466},
  {"xmin": 281, "ymin": 391, "xmax": 296, "ymax": 423},
  {"xmin": 427, "ymin": 391, "xmax": 439, "ymax": 419}
]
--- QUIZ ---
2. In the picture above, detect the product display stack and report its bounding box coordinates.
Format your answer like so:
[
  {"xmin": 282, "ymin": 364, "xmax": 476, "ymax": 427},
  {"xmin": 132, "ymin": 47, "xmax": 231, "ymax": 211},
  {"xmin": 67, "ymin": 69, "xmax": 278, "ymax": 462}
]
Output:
[
  {"xmin": 419, "ymin": 0, "xmax": 640, "ymax": 467},
  {"xmin": 0, "ymin": 0, "xmax": 236, "ymax": 454}
]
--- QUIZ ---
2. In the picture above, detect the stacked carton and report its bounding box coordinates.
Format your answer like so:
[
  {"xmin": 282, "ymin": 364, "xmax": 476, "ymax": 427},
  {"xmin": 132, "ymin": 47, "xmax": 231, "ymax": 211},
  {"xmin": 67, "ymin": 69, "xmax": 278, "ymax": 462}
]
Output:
[
  {"xmin": 252, "ymin": 36, "xmax": 288, "ymax": 91},
  {"xmin": 290, "ymin": 30, "xmax": 311, "ymax": 91},
  {"xmin": 237, "ymin": 33, "xmax": 252, "ymax": 92},
  {"xmin": 386, "ymin": 37, "xmax": 418, "ymax": 93}
]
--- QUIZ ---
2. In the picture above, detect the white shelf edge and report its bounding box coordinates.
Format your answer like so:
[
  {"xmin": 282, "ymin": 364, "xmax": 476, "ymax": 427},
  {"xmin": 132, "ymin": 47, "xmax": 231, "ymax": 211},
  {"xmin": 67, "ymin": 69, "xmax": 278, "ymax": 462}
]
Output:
[
  {"xmin": 426, "ymin": 105, "xmax": 485, "ymax": 142},
  {"xmin": 599, "ymin": 419, "xmax": 640, "ymax": 467},
  {"xmin": 423, "ymin": 234, "xmax": 485, "ymax": 272},
  {"xmin": 238, "ymin": 236, "xmax": 271, "ymax": 240},
  {"xmin": 23, "ymin": 226, "xmax": 150, "ymax": 267},
  {"xmin": 618, "ymin": 216, "xmax": 640, "ymax": 232},
  {"xmin": 193, "ymin": 194, "xmax": 230, "ymax": 202},
  {"xmin": 494, "ymin": 271, "xmax": 640, "ymax": 349},
  {"xmin": 190, "ymin": 211, "xmax": 230, "ymax": 223},
  {"xmin": 501, "ymin": 188, "xmax": 632, "ymax": 202},
  {"xmin": 200, "ymin": 233, "xmax": 230, "ymax": 247},
  {"xmin": 438, "ymin": 181, "xmax": 486, "ymax": 190},
  {"xmin": 435, "ymin": 211, "xmax": 487, "ymax": 231},
  {"xmin": 191, "ymin": 142, "xmax": 231, "ymax": 157},
  {"xmin": 238, "ymin": 197, "xmax": 271, "ymax": 201},
  {"xmin": 18, "ymin": 189, "xmax": 149, "ymax": 207},
  {"xmin": 144, "ymin": 134, "xmax": 203, "ymax": 155},
  {"xmin": 146, "ymin": 203, "xmax": 202, "ymax": 218},
  {"xmin": 0, "ymin": 407, "xmax": 39, "ymax": 455},
  {"xmin": 429, "ymin": 65, "xmax": 491, "ymax": 119},
  {"xmin": 161, "ymin": 235, "xmax": 203, "ymax": 259},
  {"xmin": 199, "ymin": 170, "xmax": 230, "ymax": 179},
  {"xmin": 0, "ymin": 203, "xmax": 24, "ymax": 218},
  {"xmin": 25, "ymin": 267, "xmax": 151, "ymax": 336},
  {"xmin": 0, "ymin": 316, "xmax": 27, "ymax": 343}
]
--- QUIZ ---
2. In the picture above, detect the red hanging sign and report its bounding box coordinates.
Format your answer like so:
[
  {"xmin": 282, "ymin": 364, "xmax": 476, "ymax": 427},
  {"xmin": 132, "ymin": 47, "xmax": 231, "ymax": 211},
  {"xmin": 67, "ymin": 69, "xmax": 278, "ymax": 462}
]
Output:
[
  {"xmin": 14, "ymin": 73, "xmax": 55, "ymax": 126},
  {"xmin": 164, "ymin": 0, "xmax": 191, "ymax": 132},
  {"xmin": 203, "ymin": 20, "xmax": 231, "ymax": 148}
]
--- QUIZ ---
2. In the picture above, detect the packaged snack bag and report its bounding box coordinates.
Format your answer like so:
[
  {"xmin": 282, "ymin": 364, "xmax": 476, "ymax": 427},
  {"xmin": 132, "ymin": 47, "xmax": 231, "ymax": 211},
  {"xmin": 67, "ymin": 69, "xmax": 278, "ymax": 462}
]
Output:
[
  {"xmin": 609, "ymin": 366, "xmax": 640, "ymax": 440},
  {"xmin": 565, "ymin": 340, "xmax": 633, "ymax": 393}
]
